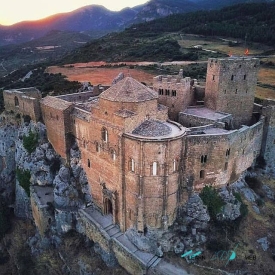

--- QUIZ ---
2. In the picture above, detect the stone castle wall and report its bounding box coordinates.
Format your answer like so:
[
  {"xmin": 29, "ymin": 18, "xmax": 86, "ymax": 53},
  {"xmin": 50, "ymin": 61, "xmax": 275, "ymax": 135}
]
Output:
[
  {"xmin": 73, "ymin": 110, "xmax": 124, "ymax": 228},
  {"xmin": 205, "ymin": 58, "xmax": 259, "ymax": 128},
  {"xmin": 153, "ymin": 75, "xmax": 192, "ymax": 121},
  {"xmin": 40, "ymin": 97, "xmax": 74, "ymax": 160},
  {"xmin": 123, "ymin": 134, "xmax": 184, "ymax": 231},
  {"xmin": 261, "ymin": 99, "xmax": 275, "ymax": 169},
  {"xmin": 30, "ymin": 187, "xmax": 54, "ymax": 236},
  {"xmin": 178, "ymin": 109, "xmax": 232, "ymax": 128},
  {"xmin": 184, "ymin": 120, "xmax": 263, "ymax": 190},
  {"xmin": 3, "ymin": 89, "xmax": 41, "ymax": 121}
]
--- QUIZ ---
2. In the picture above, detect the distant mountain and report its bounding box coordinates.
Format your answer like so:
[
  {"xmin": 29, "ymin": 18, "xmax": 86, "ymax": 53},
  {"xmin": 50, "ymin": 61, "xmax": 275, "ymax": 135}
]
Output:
[
  {"xmin": 0, "ymin": 0, "xmax": 271, "ymax": 46},
  {"xmin": 59, "ymin": 2, "xmax": 275, "ymax": 65}
]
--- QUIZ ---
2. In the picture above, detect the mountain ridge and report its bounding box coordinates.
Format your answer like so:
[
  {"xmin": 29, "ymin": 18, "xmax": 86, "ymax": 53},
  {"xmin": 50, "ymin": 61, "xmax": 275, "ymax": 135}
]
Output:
[{"xmin": 0, "ymin": 0, "xmax": 271, "ymax": 46}]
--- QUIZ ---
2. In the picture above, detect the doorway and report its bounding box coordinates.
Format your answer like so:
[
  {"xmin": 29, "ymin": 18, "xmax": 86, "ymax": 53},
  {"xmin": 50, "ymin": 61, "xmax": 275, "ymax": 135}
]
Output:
[{"xmin": 104, "ymin": 198, "xmax": 113, "ymax": 215}]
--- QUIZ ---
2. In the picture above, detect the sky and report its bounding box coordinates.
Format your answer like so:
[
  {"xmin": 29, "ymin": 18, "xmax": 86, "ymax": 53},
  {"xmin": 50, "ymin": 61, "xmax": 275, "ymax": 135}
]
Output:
[{"xmin": 0, "ymin": 0, "xmax": 149, "ymax": 26}]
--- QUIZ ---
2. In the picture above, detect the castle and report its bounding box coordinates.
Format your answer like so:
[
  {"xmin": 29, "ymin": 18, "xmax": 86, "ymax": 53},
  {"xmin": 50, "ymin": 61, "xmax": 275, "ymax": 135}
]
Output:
[{"xmin": 3, "ymin": 57, "xmax": 275, "ymax": 236}]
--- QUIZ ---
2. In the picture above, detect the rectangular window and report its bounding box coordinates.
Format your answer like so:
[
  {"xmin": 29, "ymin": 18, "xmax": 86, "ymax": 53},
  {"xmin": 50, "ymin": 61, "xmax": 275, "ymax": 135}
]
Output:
[
  {"xmin": 173, "ymin": 159, "xmax": 176, "ymax": 172},
  {"xmin": 200, "ymin": 170, "xmax": 205, "ymax": 179},
  {"xmin": 130, "ymin": 159, "xmax": 135, "ymax": 172},
  {"xmin": 152, "ymin": 162, "xmax": 157, "ymax": 176},
  {"xmin": 201, "ymin": 155, "xmax": 207, "ymax": 163},
  {"xmin": 165, "ymin": 89, "xmax": 170, "ymax": 96},
  {"xmin": 172, "ymin": 90, "xmax": 177, "ymax": 96}
]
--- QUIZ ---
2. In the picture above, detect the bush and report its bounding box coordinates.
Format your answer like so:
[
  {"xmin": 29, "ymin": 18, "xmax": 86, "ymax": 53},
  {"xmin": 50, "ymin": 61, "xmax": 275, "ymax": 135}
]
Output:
[
  {"xmin": 200, "ymin": 186, "xmax": 225, "ymax": 220},
  {"xmin": 23, "ymin": 130, "xmax": 38, "ymax": 154},
  {"xmin": 16, "ymin": 168, "xmax": 31, "ymax": 197}
]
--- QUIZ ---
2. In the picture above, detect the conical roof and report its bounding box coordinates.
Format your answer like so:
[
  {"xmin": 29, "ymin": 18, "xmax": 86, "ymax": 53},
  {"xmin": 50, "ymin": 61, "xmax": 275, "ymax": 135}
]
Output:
[{"xmin": 99, "ymin": 77, "xmax": 158, "ymax": 102}]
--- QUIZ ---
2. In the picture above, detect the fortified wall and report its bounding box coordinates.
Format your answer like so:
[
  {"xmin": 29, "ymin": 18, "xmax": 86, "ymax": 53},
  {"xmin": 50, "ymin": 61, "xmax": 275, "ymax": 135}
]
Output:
[
  {"xmin": 204, "ymin": 58, "xmax": 260, "ymax": 128},
  {"xmin": 153, "ymin": 69, "xmax": 193, "ymax": 121},
  {"xmin": 261, "ymin": 99, "xmax": 275, "ymax": 166},
  {"xmin": 3, "ymin": 87, "xmax": 42, "ymax": 122},
  {"xmin": 183, "ymin": 120, "xmax": 263, "ymax": 191}
]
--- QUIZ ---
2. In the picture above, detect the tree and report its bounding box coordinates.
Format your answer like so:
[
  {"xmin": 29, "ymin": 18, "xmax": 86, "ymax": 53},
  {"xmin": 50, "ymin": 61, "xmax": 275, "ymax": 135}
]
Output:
[{"xmin": 199, "ymin": 186, "xmax": 225, "ymax": 220}]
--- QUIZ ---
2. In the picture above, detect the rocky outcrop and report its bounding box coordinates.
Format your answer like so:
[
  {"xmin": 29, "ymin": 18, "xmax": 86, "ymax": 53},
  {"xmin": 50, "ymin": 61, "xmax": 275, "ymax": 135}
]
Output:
[
  {"xmin": 14, "ymin": 122, "xmax": 59, "ymax": 218},
  {"xmin": 0, "ymin": 124, "xmax": 17, "ymax": 204},
  {"xmin": 217, "ymin": 187, "xmax": 241, "ymax": 221}
]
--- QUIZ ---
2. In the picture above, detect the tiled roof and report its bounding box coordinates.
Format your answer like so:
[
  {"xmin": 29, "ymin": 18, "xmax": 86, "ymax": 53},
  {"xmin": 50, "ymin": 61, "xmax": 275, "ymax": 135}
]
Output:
[
  {"xmin": 40, "ymin": 96, "xmax": 73, "ymax": 111},
  {"xmin": 100, "ymin": 77, "xmax": 158, "ymax": 102}
]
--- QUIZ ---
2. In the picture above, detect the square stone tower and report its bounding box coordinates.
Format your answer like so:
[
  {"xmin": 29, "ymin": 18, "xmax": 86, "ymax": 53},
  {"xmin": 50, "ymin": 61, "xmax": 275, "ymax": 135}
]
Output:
[{"xmin": 204, "ymin": 57, "xmax": 259, "ymax": 128}]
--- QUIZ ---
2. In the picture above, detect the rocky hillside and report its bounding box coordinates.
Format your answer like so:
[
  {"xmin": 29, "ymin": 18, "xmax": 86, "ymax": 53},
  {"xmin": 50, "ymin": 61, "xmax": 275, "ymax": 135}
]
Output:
[{"xmin": 0, "ymin": 112, "xmax": 275, "ymax": 274}]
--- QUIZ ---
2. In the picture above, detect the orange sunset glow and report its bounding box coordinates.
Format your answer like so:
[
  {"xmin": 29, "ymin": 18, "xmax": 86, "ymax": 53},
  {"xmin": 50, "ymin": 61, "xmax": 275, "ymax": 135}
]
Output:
[{"xmin": 0, "ymin": 0, "xmax": 148, "ymax": 26}]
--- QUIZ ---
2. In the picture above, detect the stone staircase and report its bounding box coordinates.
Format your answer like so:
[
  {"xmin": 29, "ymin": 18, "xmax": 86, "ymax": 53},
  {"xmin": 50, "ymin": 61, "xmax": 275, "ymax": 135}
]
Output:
[{"xmin": 80, "ymin": 206, "xmax": 162, "ymax": 274}]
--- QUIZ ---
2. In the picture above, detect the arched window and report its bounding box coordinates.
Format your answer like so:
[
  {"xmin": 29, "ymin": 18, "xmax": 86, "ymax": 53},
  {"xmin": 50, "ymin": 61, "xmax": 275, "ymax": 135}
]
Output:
[
  {"xmin": 101, "ymin": 127, "xmax": 108, "ymax": 142},
  {"xmin": 111, "ymin": 149, "xmax": 116, "ymax": 161},
  {"xmin": 88, "ymin": 159, "xmax": 91, "ymax": 168},
  {"xmin": 14, "ymin": 96, "xmax": 19, "ymax": 107},
  {"xmin": 152, "ymin": 162, "xmax": 158, "ymax": 176}
]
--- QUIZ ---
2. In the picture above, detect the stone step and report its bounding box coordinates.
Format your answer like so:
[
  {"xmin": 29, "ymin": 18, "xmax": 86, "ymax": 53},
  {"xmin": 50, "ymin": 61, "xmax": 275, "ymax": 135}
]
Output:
[
  {"xmin": 147, "ymin": 256, "xmax": 161, "ymax": 268},
  {"xmin": 107, "ymin": 227, "xmax": 121, "ymax": 237},
  {"xmin": 104, "ymin": 223, "xmax": 116, "ymax": 231},
  {"xmin": 112, "ymin": 232, "xmax": 123, "ymax": 238}
]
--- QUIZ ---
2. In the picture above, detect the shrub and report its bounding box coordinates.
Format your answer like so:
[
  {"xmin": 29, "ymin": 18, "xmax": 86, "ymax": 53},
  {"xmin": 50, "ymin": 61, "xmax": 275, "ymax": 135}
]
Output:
[
  {"xmin": 23, "ymin": 130, "xmax": 38, "ymax": 154},
  {"xmin": 200, "ymin": 186, "xmax": 225, "ymax": 220},
  {"xmin": 16, "ymin": 168, "xmax": 31, "ymax": 197}
]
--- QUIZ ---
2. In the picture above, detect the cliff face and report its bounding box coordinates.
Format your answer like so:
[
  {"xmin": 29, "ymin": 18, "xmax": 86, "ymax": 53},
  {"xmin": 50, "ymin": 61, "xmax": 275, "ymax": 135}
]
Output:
[
  {"xmin": 0, "ymin": 124, "xmax": 17, "ymax": 204},
  {"xmin": 0, "ymin": 119, "xmax": 129, "ymax": 274}
]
